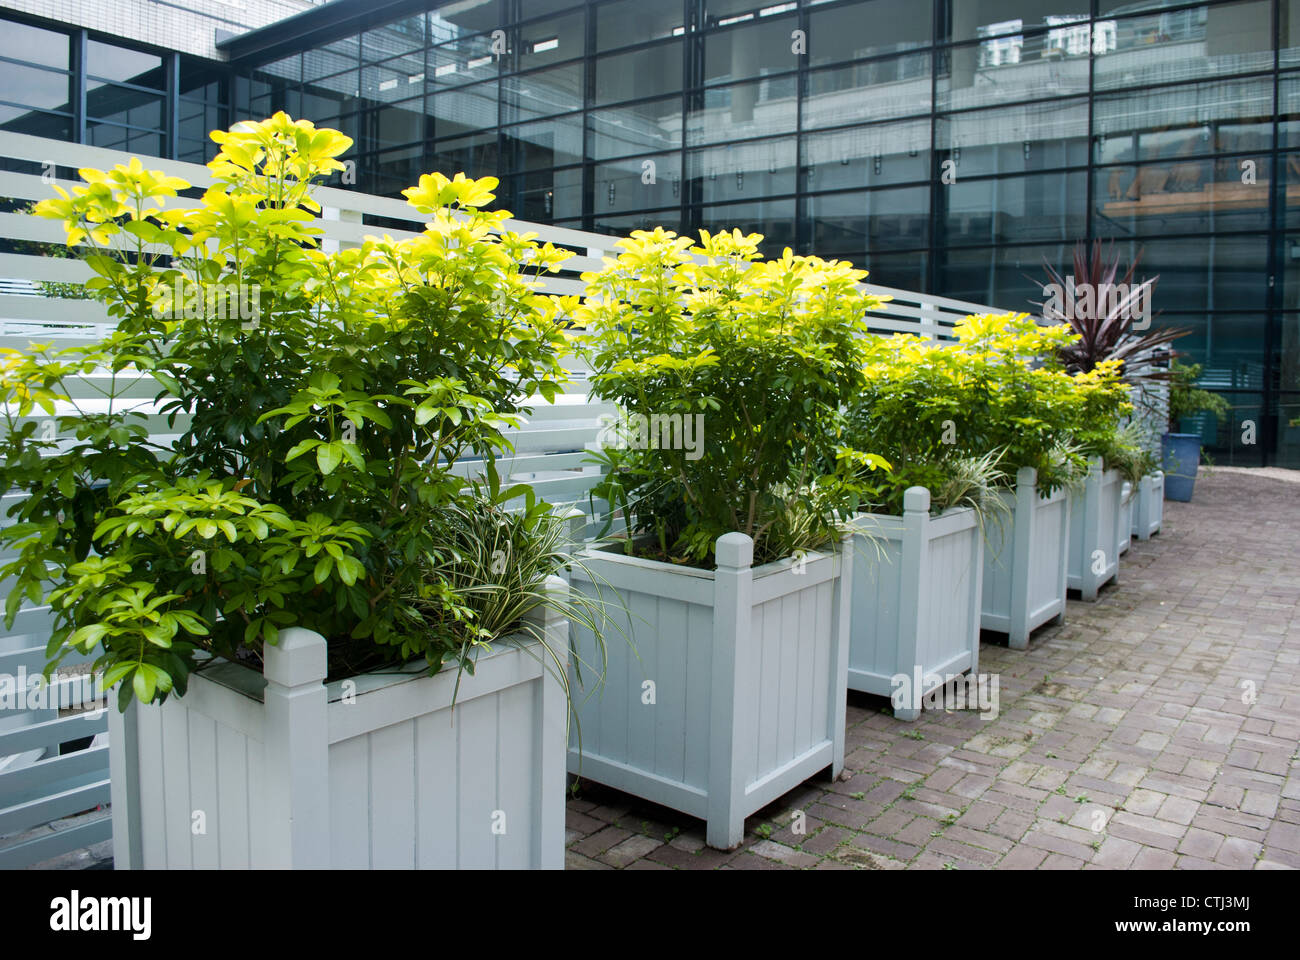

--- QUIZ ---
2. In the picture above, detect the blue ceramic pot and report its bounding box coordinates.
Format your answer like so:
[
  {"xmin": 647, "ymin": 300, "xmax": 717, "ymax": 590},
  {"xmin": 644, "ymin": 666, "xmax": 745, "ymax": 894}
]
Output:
[{"xmin": 1161, "ymin": 433, "xmax": 1201, "ymax": 502}]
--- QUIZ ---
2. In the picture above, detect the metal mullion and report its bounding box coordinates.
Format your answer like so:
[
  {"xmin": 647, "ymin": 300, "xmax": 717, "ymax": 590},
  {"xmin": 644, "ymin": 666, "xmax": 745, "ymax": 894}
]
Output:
[{"xmin": 73, "ymin": 30, "xmax": 87, "ymax": 145}]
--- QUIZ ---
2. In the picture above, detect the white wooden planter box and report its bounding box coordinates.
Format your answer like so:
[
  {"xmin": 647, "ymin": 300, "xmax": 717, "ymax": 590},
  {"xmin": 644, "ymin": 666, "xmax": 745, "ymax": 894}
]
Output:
[
  {"xmin": 1118, "ymin": 482, "xmax": 1133, "ymax": 557},
  {"xmin": 1132, "ymin": 471, "xmax": 1164, "ymax": 540},
  {"xmin": 981, "ymin": 466, "xmax": 1071, "ymax": 650},
  {"xmin": 845, "ymin": 487, "xmax": 982, "ymax": 721},
  {"xmin": 108, "ymin": 577, "xmax": 570, "ymax": 869},
  {"xmin": 1067, "ymin": 457, "xmax": 1125, "ymax": 601},
  {"xmin": 566, "ymin": 532, "xmax": 850, "ymax": 850}
]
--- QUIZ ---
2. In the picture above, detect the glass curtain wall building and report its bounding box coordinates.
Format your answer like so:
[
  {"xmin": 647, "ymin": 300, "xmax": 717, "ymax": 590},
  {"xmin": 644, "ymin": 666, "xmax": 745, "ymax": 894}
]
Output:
[{"xmin": 2, "ymin": 0, "xmax": 1300, "ymax": 467}]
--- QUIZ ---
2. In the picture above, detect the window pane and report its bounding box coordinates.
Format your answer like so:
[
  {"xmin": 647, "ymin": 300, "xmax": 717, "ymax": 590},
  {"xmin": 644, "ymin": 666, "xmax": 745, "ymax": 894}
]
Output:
[
  {"xmin": 703, "ymin": 14, "xmax": 799, "ymax": 86},
  {"xmin": 0, "ymin": 63, "xmax": 73, "ymax": 113},
  {"xmin": 428, "ymin": 35, "xmax": 499, "ymax": 89},
  {"xmin": 1119, "ymin": 236, "xmax": 1268, "ymax": 313},
  {"xmin": 804, "ymin": 53, "xmax": 931, "ymax": 129},
  {"xmin": 1095, "ymin": 79, "xmax": 1274, "ymax": 165},
  {"xmin": 429, "ymin": 0, "xmax": 499, "ymax": 42},
  {"xmin": 258, "ymin": 54, "xmax": 301, "ymax": 84},
  {"xmin": 302, "ymin": 83, "xmax": 356, "ymax": 123},
  {"xmin": 506, "ymin": 166, "xmax": 583, "ymax": 221},
  {"xmin": 1284, "ymin": 0, "xmax": 1300, "ymax": 67},
  {"xmin": 695, "ymin": 198, "xmax": 796, "ymax": 258},
  {"xmin": 939, "ymin": 171, "xmax": 1086, "ymax": 246},
  {"xmin": 362, "ymin": 55, "xmax": 426, "ymax": 103},
  {"xmin": 687, "ymin": 76, "xmax": 798, "ymax": 145},
  {"xmin": 429, "ymin": 82, "xmax": 499, "ymax": 138},
  {"xmin": 594, "ymin": 43, "xmax": 683, "ymax": 105},
  {"xmin": 305, "ymin": 70, "xmax": 360, "ymax": 106},
  {"xmin": 936, "ymin": 35, "xmax": 1088, "ymax": 110},
  {"xmin": 87, "ymin": 86, "xmax": 164, "ymax": 128},
  {"xmin": 0, "ymin": 106, "xmax": 73, "ymax": 140},
  {"xmin": 1279, "ymin": 311, "xmax": 1300, "ymax": 392},
  {"xmin": 362, "ymin": 144, "xmax": 426, "ymax": 195},
  {"xmin": 503, "ymin": 62, "xmax": 583, "ymax": 121},
  {"xmin": 1095, "ymin": 2, "xmax": 1271, "ymax": 92},
  {"xmin": 304, "ymin": 40, "xmax": 358, "ymax": 84},
  {"xmin": 806, "ymin": 120, "xmax": 930, "ymax": 193},
  {"xmin": 808, "ymin": 0, "xmax": 932, "ymax": 65},
  {"xmin": 0, "ymin": 20, "xmax": 69, "ymax": 70},
  {"xmin": 596, "ymin": 0, "xmax": 685, "ymax": 53},
  {"xmin": 687, "ymin": 137, "xmax": 797, "ymax": 203},
  {"xmin": 362, "ymin": 15, "xmax": 428, "ymax": 62},
  {"xmin": 518, "ymin": 11, "xmax": 584, "ymax": 69},
  {"xmin": 1163, "ymin": 313, "xmax": 1271, "ymax": 393},
  {"xmin": 86, "ymin": 122, "xmax": 162, "ymax": 156},
  {"xmin": 429, "ymin": 130, "xmax": 499, "ymax": 180},
  {"xmin": 704, "ymin": 0, "xmax": 793, "ymax": 22},
  {"xmin": 595, "ymin": 151, "xmax": 683, "ymax": 212},
  {"xmin": 1099, "ymin": 158, "xmax": 1272, "ymax": 238},
  {"xmin": 860, "ymin": 249, "xmax": 927, "ymax": 292},
  {"xmin": 935, "ymin": 98, "xmax": 1089, "ymax": 176},
  {"xmin": 940, "ymin": 1, "xmax": 1089, "ymax": 43},
  {"xmin": 179, "ymin": 102, "xmax": 228, "ymax": 146},
  {"xmin": 936, "ymin": 243, "xmax": 1070, "ymax": 309},
  {"xmin": 87, "ymin": 41, "xmax": 163, "ymax": 89},
  {"xmin": 514, "ymin": 0, "xmax": 582, "ymax": 22},
  {"xmin": 802, "ymin": 119, "xmax": 931, "ymax": 191},
  {"xmin": 503, "ymin": 113, "xmax": 584, "ymax": 169},
  {"xmin": 807, "ymin": 185, "xmax": 930, "ymax": 256},
  {"xmin": 361, "ymin": 97, "xmax": 427, "ymax": 149},
  {"xmin": 588, "ymin": 96, "xmax": 683, "ymax": 159}
]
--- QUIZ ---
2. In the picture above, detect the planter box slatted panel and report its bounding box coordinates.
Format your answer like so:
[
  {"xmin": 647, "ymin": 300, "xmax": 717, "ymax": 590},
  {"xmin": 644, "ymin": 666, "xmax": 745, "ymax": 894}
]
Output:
[
  {"xmin": 567, "ymin": 534, "xmax": 849, "ymax": 849},
  {"xmin": 109, "ymin": 580, "xmax": 570, "ymax": 870},
  {"xmin": 1133, "ymin": 472, "xmax": 1164, "ymax": 539},
  {"xmin": 1067, "ymin": 458, "xmax": 1125, "ymax": 601},
  {"xmin": 846, "ymin": 489, "xmax": 982, "ymax": 720},
  {"xmin": 980, "ymin": 467, "xmax": 1071, "ymax": 650}
]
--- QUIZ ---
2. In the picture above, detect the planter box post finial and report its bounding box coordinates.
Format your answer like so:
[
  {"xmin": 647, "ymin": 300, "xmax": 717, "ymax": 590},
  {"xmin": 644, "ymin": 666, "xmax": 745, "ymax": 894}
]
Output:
[
  {"xmin": 708, "ymin": 532, "xmax": 754, "ymax": 850},
  {"xmin": 262, "ymin": 627, "xmax": 330, "ymax": 869}
]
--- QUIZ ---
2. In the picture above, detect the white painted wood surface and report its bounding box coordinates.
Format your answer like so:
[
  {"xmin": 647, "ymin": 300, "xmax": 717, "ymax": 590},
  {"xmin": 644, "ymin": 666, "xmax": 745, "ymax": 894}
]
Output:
[
  {"xmin": 1133, "ymin": 472, "xmax": 1165, "ymax": 540},
  {"xmin": 565, "ymin": 533, "xmax": 851, "ymax": 849},
  {"xmin": 1118, "ymin": 482, "xmax": 1133, "ymax": 557},
  {"xmin": 108, "ymin": 576, "xmax": 570, "ymax": 869},
  {"xmin": 980, "ymin": 466, "xmax": 1071, "ymax": 650},
  {"xmin": 845, "ymin": 487, "xmax": 983, "ymax": 721},
  {"xmin": 1067, "ymin": 458, "xmax": 1125, "ymax": 601}
]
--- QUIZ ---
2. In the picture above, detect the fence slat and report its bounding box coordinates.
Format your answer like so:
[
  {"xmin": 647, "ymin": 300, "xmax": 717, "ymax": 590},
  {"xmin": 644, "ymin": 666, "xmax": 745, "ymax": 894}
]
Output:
[
  {"xmin": 0, "ymin": 710, "xmax": 107, "ymax": 757},
  {"xmin": 0, "ymin": 810, "xmax": 111, "ymax": 869}
]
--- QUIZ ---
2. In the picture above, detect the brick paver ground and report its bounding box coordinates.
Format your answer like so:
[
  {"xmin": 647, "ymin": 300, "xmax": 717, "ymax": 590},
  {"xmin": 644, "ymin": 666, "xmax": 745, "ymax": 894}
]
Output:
[{"xmin": 565, "ymin": 469, "xmax": 1300, "ymax": 870}]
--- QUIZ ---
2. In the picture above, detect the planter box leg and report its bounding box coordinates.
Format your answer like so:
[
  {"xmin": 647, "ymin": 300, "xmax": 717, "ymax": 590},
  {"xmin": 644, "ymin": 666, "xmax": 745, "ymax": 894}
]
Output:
[
  {"xmin": 107, "ymin": 699, "xmax": 143, "ymax": 870},
  {"xmin": 707, "ymin": 533, "xmax": 753, "ymax": 850},
  {"xmin": 1008, "ymin": 466, "xmax": 1035, "ymax": 651},
  {"xmin": 894, "ymin": 706, "xmax": 921, "ymax": 722},
  {"xmin": 530, "ymin": 576, "xmax": 570, "ymax": 869},
  {"xmin": 828, "ymin": 532, "xmax": 851, "ymax": 778}
]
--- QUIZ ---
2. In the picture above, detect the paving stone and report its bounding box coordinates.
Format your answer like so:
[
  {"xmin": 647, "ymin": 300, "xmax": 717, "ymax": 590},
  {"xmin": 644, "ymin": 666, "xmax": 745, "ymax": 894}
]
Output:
[
  {"xmin": 749, "ymin": 839, "xmax": 820, "ymax": 869},
  {"xmin": 598, "ymin": 834, "xmax": 664, "ymax": 868}
]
